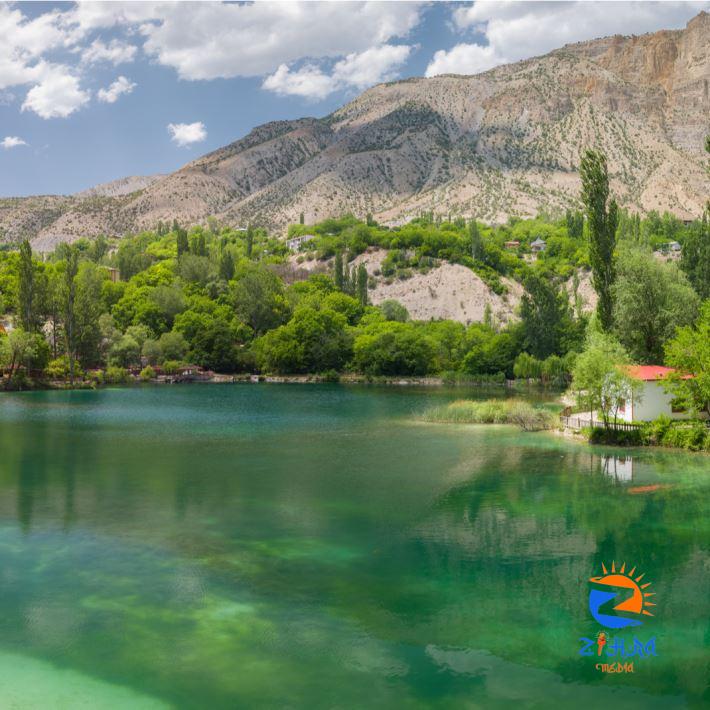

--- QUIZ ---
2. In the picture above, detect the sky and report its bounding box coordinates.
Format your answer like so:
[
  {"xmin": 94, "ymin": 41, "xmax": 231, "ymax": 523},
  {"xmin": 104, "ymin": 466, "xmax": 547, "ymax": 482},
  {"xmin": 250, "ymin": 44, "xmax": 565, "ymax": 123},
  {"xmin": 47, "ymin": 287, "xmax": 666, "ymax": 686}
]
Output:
[{"xmin": 1, "ymin": 1, "xmax": 708, "ymax": 197}]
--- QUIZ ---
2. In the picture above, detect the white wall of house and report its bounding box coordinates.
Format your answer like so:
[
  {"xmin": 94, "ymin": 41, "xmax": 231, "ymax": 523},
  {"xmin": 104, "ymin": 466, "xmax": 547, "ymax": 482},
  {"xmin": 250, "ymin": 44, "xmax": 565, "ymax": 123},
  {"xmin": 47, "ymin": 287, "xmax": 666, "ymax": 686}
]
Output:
[{"xmin": 618, "ymin": 381, "xmax": 691, "ymax": 422}]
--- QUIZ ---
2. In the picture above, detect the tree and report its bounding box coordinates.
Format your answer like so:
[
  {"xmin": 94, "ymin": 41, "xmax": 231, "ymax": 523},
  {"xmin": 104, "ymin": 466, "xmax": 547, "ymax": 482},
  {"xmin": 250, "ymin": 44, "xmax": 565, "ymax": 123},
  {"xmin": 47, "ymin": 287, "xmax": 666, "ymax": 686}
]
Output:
[
  {"xmin": 158, "ymin": 331, "xmax": 188, "ymax": 361},
  {"xmin": 219, "ymin": 250, "xmax": 235, "ymax": 281},
  {"xmin": 469, "ymin": 220, "xmax": 482, "ymax": 260},
  {"xmin": 680, "ymin": 214, "xmax": 710, "ymax": 299},
  {"xmin": 613, "ymin": 248, "xmax": 699, "ymax": 363},
  {"xmin": 299, "ymin": 212, "xmax": 304, "ymax": 225},
  {"xmin": 62, "ymin": 246, "xmax": 80, "ymax": 384},
  {"xmin": 519, "ymin": 273, "xmax": 572, "ymax": 359},
  {"xmin": 379, "ymin": 299, "xmax": 409, "ymax": 322},
  {"xmin": 232, "ymin": 263, "xmax": 290, "ymax": 335},
  {"xmin": 17, "ymin": 240, "xmax": 37, "ymax": 332},
  {"xmin": 580, "ymin": 149, "xmax": 618, "ymax": 331},
  {"xmin": 90, "ymin": 235, "xmax": 108, "ymax": 263},
  {"xmin": 0, "ymin": 328, "xmax": 46, "ymax": 383},
  {"xmin": 333, "ymin": 251, "xmax": 344, "ymax": 291},
  {"xmin": 353, "ymin": 322, "xmax": 435, "ymax": 376},
  {"xmin": 176, "ymin": 226, "xmax": 189, "ymax": 259},
  {"xmin": 664, "ymin": 302, "xmax": 710, "ymax": 417},
  {"xmin": 245, "ymin": 225, "xmax": 254, "ymax": 259},
  {"xmin": 74, "ymin": 262, "xmax": 105, "ymax": 367},
  {"xmin": 569, "ymin": 331, "xmax": 638, "ymax": 428},
  {"xmin": 565, "ymin": 210, "xmax": 584, "ymax": 240},
  {"xmin": 356, "ymin": 264, "xmax": 368, "ymax": 306}
]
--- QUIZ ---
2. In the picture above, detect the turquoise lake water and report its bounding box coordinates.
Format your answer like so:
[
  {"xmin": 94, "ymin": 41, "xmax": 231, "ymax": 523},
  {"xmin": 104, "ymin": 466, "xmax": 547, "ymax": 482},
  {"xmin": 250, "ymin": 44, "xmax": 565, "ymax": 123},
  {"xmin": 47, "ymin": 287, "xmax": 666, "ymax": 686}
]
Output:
[{"xmin": 0, "ymin": 384, "xmax": 707, "ymax": 708}]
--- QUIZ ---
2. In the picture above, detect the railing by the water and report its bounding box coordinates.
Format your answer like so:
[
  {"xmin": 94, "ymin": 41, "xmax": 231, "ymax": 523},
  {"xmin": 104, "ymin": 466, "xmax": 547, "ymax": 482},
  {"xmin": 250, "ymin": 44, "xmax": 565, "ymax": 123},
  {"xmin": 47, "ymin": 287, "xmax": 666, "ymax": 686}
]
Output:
[{"xmin": 561, "ymin": 415, "xmax": 642, "ymax": 432}]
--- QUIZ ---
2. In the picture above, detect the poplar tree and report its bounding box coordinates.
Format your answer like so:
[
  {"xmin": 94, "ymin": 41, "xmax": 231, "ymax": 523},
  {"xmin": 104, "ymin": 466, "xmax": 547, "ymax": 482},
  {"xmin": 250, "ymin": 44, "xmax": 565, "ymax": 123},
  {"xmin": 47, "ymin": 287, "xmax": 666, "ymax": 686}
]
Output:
[
  {"xmin": 580, "ymin": 149, "xmax": 618, "ymax": 331},
  {"xmin": 357, "ymin": 264, "xmax": 368, "ymax": 306},
  {"xmin": 18, "ymin": 240, "xmax": 36, "ymax": 332},
  {"xmin": 62, "ymin": 246, "xmax": 80, "ymax": 384},
  {"xmin": 246, "ymin": 225, "xmax": 254, "ymax": 259},
  {"xmin": 334, "ymin": 252, "xmax": 344, "ymax": 291},
  {"xmin": 469, "ymin": 220, "xmax": 482, "ymax": 261}
]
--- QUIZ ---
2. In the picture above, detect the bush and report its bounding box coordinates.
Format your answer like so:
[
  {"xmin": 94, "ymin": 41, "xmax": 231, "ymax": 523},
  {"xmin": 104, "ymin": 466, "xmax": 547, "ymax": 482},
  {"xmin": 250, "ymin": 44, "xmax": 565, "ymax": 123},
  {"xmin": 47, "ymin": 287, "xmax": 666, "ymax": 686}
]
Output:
[
  {"xmin": 105, "ymin": 366, "xmax": 130, "ymax": 384},
  {"xmin": 587, "ymin": 427, "xmax": 644, "ymax": 446},
  {"xmin": 162, "ymin": 360, "xmax": 183, "ymax": 375},
  {"xmin": 45, "ymin": 357, "xmax": 70, "ymax": 380},
  {"xmin": 139, "ymin": 365, "xmax": 156, "ymax": 381}
]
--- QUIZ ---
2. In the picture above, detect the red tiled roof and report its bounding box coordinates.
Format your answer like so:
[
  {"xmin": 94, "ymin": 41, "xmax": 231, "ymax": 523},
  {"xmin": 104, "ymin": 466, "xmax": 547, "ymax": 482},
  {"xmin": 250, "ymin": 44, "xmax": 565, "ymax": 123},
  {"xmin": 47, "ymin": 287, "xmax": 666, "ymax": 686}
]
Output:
[{"xmin": 624, "ymin": 365, "xmax": 692, "ymax": 381}]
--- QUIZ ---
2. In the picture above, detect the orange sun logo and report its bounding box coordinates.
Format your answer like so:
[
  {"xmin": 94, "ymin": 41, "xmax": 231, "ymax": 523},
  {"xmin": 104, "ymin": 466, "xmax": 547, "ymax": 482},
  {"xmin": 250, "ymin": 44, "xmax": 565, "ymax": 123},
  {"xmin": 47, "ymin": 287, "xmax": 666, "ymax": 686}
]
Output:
[{"xmin": 588, "ymin": 562, "xmax": 655, "ymax": 628}]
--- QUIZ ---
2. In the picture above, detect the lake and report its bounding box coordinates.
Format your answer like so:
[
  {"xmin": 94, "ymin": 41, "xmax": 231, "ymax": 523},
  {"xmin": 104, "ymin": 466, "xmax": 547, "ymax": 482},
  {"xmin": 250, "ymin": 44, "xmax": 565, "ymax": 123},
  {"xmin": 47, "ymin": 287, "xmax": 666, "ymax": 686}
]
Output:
[{"xmin": 0, "ymin": 384, "xmax": 707, "ymax": 709}]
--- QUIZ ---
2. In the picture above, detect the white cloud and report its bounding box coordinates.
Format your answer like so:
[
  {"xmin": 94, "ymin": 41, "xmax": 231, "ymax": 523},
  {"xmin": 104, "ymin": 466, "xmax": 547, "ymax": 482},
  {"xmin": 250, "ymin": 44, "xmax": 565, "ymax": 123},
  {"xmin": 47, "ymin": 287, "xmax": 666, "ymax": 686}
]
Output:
[
  {"xmin": 426, "ymin": 44, "xmax": 503, "ymax": 77},
  {"xmin": 332, "ymin": 45, "xmax": 412, "ymax": 89},
  {"xmin": 82, "ymin": 39, "xmax": 137, "ymax": 65},
  {"xmin": 264, "ymin": 44, "xmax": 412, "ymax": 99},
  {"xmin": 428, "ymin": 1, "xmax": 710, "ymax": 76},
  {"xmin": 21, "ymin": 67, "xmax": 90, "ymax": 119},
  {"xmin": 97, "ymin": 76, "xmax": 136, "ymax": 104},
  {"xmin": 1, "ymin": 136, "xmax": 28, "ymax": 149},
  {"xmin": 263, "ymin": 64, "xmax": 336, "ymax": 100},
  {"xmin": 168, "ymin": 121, "xmax": 207, "ymax": 147},
  {"xmin": 139, "ymin": 1, "xmax": 421, "ymax": 80}
]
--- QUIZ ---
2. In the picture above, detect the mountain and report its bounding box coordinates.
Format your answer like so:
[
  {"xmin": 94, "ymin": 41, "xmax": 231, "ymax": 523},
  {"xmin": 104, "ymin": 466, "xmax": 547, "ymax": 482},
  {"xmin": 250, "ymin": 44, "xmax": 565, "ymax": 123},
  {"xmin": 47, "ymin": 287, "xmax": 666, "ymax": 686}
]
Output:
[{"xmin": 1, "ymin": 12, "xmax": 708, "ymax": 250}]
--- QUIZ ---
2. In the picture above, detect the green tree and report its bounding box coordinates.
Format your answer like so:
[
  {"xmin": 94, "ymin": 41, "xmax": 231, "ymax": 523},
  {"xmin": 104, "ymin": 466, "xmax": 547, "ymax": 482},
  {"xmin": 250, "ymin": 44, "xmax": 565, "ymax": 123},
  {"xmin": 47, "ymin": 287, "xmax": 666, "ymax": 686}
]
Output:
[
  {"xmin": 680, "ymin": 215, "xmax": 710, "ymax": 299},
  {"xmin": 580, "ymin": 149, "xmax": 618, "ymax": 331},
  {"xmin": 74, "ymin": 262, "xmax": 105, "ymax": 367},
  {"xmin": 333, "ymin": 251, "xmax": 344, "ymax": 291},
  {"xmin": 519, "ymin": 273, "xmax": 572, "ymax": 359},
  {"xmin": 232, "ymin": 263, "xmax": 290, "ymax": 335},
  {"xmin": 353, "ymin": 322, "xmax": 435, "ymax": 376},
  {"xmin": 356, "ymin": 264, "xmax": 368, "ymax": 306},
  {"xmin": 664, "ymin": 301, "xmax": 710, "ymax": 417},
  {"xmin": 62, "ymin": 246, "xmax": 80, "ymax": 384},
  {"xmin": 569, "ymin": 331, "xmax": 637, "ymax": 428},
  {"xmin": 176, "ymin": 226, "xmax": 189, "ymax": 259},
  {"xmin": 379, "ymin": 299, "xmax": 409, "ymax": 322},
  {"xmin": 469, "ymin": 219, "xmax": 482, "ymax": 260},
  {"xmin": 17, "ymin": 240, "xmax": 38, "ymax": 332},
  {"xmin": 0, "ymin": 328, "xmax": 46, "ymax": 383},
  {"xmin": 158, "ymin": 331, "xmax": 188, "ymax": 361},
  {"xmin": 219, "ymin": 250, "xmax": 235, "ymax": 281},
  {"xmin": 245, "ymin": 225, "xmax": 254, "ymax": 259},
  {"xmin": 613, "ymin": 248, "xmax": 699, "ymax": 363}
]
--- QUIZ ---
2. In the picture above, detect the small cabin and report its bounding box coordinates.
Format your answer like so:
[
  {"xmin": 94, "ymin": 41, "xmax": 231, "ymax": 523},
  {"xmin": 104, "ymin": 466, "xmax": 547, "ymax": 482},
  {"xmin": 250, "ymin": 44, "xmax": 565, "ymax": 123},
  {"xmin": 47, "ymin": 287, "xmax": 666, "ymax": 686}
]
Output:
[
  {"xmin": 530, "ymin": 238, "xmax": 546, "ymax": 254},
  {"xmin": 504, "ymin": 240, "xmax": 520, "ymax": 250},
  {"xmin": 286, "ymin": 234, "xmax": 316, "ymax": 252},
  {"xmin": 106, "ymin": 267, "xmax": 120, "ymax": 283},
  {"xmin": 616, "ymin": 366, "xmax": 696, "ymax": 422}
]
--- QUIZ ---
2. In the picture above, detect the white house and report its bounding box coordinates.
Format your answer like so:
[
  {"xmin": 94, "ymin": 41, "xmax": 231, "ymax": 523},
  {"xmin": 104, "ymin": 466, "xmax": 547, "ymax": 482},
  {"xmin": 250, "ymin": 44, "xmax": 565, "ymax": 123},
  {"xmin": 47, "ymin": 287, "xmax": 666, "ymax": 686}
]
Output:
[
  {"xmin": 286, "ymin": 234, "xmax": 316, "ymax": 252},
  {"xmin": 617, "ymin": 365, "xmax": 693, "ymax": 422},
  {"xmin": 530, "ymin": 238, "xmax": 547, "ymax": 254}
]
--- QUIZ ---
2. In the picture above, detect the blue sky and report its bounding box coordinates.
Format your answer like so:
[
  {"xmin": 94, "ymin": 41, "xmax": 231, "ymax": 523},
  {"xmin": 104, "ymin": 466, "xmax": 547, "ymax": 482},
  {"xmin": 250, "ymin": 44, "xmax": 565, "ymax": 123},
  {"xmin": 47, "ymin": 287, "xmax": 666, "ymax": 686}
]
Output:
[{"xmin": 1, "ymin": 1, "xmax": 707, "ymax": 197}]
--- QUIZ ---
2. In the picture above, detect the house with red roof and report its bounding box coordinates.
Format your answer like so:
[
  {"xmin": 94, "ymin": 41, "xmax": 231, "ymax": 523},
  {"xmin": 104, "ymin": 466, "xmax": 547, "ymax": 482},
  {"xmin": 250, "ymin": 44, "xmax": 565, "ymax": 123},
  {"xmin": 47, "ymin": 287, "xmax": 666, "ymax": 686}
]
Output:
[{"xmin": 616, "ymin": 365, "xmax": 694, "ymax": 422}]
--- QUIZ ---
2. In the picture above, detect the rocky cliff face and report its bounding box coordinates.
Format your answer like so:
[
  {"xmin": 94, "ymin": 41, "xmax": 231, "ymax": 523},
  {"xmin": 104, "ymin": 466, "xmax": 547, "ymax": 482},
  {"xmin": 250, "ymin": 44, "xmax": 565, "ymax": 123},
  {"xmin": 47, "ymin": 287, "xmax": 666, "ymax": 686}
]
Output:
[{"xmin": 2, "ymin": 12, "xmax": 708, "ymax": 249}]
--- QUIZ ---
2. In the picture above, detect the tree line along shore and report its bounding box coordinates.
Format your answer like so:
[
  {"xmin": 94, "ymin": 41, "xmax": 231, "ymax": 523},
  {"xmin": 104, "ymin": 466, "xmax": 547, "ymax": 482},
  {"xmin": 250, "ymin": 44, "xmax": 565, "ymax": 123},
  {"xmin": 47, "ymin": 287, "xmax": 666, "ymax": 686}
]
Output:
[{"xmin": 1, "ymin": 147, "xmax": 709, "ymax": 449}]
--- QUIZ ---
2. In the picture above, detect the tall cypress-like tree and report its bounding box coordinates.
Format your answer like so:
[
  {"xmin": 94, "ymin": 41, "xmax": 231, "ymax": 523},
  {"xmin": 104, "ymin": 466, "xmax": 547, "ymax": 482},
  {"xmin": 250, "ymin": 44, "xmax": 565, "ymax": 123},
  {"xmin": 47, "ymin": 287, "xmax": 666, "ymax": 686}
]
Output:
[
  {"xmin": 219, "ymin": 250, "xmax": 235, "ymax": 281},
  {"xmin": 18, "ymin": 239, "xmax": 36, "ymax": 332},
  {"xmin": 357, "ymin": 264, "xmax": 368, "ymax": 306},
  {"xmin": 245, "ymin": 226, "xmax": 254, "ymax": 259},
  {"xmin": 469, "ymin": 220, "xmax": 482, "ymax": 261},
  {"xmin": 334, "ymin": 252, "xmax": 344, "ymax": 291},
  {"xmin": 580, "ymin": 149, "xmax": 618, "ymax": 331},
  {"xmin": 62, "ymin": 246, "xmax": 80, "ymax": 384},
  {"xmin": 176, "ymin": 226, "xmax": 189, "ymax": 259}
]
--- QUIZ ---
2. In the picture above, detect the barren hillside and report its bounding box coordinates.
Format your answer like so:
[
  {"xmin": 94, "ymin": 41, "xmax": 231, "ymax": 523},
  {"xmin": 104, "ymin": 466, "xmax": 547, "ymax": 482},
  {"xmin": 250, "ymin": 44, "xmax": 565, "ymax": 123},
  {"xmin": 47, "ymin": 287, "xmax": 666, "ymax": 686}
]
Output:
[{"xmin": 1, "ymin": 12, "xmax": 708, "ymax": 250}]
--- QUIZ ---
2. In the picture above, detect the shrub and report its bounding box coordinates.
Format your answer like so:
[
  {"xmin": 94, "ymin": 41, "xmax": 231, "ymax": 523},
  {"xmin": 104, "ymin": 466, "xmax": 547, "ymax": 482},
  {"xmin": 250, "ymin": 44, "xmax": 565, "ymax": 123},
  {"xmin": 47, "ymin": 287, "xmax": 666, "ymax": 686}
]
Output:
[
  {"xmin": 162, "ymin": 360, "xmax": 183, "ymax": 375},
  {"xmin": 105, "ymin": 366, "xmax": 130, "ymax": 384},
  {"xmin": 139, "ymin": 365, "xmax": 156, "ymax": 381},
  {"xmin": 587, "ymin": 427, "xmax": 644, "ymax": 446}
]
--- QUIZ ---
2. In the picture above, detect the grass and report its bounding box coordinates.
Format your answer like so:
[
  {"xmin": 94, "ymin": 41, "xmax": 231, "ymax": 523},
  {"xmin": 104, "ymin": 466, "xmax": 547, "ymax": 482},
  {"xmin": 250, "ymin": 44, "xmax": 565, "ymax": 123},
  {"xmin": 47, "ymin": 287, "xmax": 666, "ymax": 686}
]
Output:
[{"xmin": 422, "ymin": 399, "xmax": 557, "ymax": 431}]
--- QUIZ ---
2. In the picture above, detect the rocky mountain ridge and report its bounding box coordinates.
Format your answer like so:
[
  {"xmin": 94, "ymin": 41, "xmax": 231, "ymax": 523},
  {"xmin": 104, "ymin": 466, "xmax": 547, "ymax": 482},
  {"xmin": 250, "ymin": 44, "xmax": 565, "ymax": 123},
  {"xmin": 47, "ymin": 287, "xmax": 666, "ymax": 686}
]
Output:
[{"xmin": 1, "ymin": 11, "xmax": 708, "ymax": 250}]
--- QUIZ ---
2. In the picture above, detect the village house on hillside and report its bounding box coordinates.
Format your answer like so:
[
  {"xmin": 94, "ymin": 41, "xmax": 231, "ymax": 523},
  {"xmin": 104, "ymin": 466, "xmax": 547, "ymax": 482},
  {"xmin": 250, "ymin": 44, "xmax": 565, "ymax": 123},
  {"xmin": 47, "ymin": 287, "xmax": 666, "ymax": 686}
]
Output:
[
  {"xmin": 286, "ymin": 234, "xmax": 316, "ymax": 252},
  {"xmin": 530, "ymin": 238, "xmax": 546, "ymax": 254},
  {"xmin": 616, "ymin": 366, "xmax": 699, "ymax": 422}
]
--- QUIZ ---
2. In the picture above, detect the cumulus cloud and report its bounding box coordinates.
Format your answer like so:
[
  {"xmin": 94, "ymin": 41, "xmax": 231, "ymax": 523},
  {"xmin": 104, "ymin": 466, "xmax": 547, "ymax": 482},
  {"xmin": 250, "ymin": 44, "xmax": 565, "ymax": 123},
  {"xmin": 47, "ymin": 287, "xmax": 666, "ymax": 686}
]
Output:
[
  {"xmin": 427, "ymin": 0, "xmax": 709, "ymax": 77},
  {"xmin": 1, "ymin": 136, "xmax": 28, "ymax": 149},
  {"xmin": 426, "ymin": 44, "xmax": 502, "ymax": 77},
  {"xmin": 168, "ymin": 121, "xmax": 207, "ymax": 147},
  {"xmin": 82, "ymin": 39, "xmax": 137, "ymax": 65},
  {"xmin": 140, "ymin": 1, "xmax": 420, "ymax": 80},
  {"xmin": 22, "ymin": 68, "xmax": 90, "ymax": 119},
  {"xmin": 264, "ymin": 44, "xmax": 412, "ymax": 99},
  {"xmin": 97, "ymin": 76, "xmax": 136, "ymax": 103}
]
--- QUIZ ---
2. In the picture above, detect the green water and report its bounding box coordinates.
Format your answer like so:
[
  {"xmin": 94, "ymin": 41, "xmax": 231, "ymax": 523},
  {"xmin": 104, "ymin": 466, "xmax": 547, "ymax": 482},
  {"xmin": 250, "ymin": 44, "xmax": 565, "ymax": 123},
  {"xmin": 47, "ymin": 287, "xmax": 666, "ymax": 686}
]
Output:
[{"xmin": 0, "ymin": 385, "xmax": 707, "ymax": 709}]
